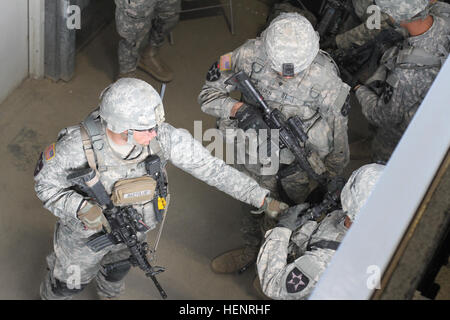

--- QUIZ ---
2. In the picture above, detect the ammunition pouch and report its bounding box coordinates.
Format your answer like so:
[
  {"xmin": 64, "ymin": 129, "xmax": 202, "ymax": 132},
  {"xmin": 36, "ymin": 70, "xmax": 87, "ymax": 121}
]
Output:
[{"xmin": 111, "ymin": 176, "xmax": 157, "ymax": 206}]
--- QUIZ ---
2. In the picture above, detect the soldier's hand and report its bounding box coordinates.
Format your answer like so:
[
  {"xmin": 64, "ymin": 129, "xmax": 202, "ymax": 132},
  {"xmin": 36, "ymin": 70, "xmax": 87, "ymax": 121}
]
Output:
[
  {"xmin": 233, "ymin": 103, "xmax": 270, "ymax": 132},
  {"xmin": 77, "ymin": 201, "xmax": 110, "ymax": 231},
  {"xmin": 230, "ymin": 102, "xmax": 244, "ymax": 117},
  {"xmin": 327, "ymin": 177, "xmax": 346, "ymax": 196},
  {"xmin": 276, "ymin": 203, "xmax": 310, "ymax": 231},
  {"xmin": 256, "ymin": 196, "xmax": 289, "ymax": 219}
]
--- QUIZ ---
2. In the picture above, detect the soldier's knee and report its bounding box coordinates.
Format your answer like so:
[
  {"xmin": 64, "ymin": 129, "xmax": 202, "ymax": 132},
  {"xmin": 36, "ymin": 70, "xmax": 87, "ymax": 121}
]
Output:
[
  {"xmin": 103, "ymin": 263, "xmax": 131, "ymax": 282},
  {"xmin": 52, "ymin": 278, "xmax": 87, "ymax": 297}
]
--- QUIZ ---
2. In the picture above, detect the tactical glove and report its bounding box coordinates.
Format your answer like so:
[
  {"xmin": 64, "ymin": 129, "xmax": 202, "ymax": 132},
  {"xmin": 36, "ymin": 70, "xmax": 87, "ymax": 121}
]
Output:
[
  {"xmin": 276, "ymin": 203, "xmax": 310, "ymax": 231},
  {"xmin": 252, "ymin": 196, "xmax": 289, "ymax": 219},
  {"xmin": 234, "ymin": 104, "xmax": 270, "ymax": 132},
  {"xmin": 327, "ymin": 177, "xmax": 346, "ymax": 196},
  {"xmin": 77, "ymin": 201, "xmax": 110, "ymax": 232}
]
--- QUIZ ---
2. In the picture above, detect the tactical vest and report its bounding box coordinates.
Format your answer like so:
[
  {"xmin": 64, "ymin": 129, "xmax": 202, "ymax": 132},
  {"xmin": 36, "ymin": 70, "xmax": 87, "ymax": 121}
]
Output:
[
  {"xmin": 240, "ymin": 42, "xmax": 349, "ymax": 175},
  {"xmin": 381, "ymin": 15, "xmax": 450, "ymax": 91},
  {"xmin": 79, "ymin": 110, "xmax": 169, "ymax": 204},
  {"xmin": 247, "ymin": 44, "xmax": 349, "ymax": 119}
]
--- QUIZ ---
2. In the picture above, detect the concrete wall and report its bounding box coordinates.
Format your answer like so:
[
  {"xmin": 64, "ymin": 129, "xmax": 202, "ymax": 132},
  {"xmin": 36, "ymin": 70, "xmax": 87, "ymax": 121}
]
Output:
[{"xmin": 0, "ymin": 0, "xmax": 29, "ymax": 104}]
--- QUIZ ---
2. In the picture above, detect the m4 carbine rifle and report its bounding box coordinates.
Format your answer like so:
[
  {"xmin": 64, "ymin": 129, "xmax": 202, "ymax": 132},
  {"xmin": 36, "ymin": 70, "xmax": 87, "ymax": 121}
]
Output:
[
  {"xmin": 225, "ymin": 70, "xmax": 328, "ymax": 187},
  {"xmin": 67, "ymin": 168, "xmax": 167, "ymax": 299},
  {"xmin": 298, "ymin": 175, "xmax": 345, "ymax": 227}
]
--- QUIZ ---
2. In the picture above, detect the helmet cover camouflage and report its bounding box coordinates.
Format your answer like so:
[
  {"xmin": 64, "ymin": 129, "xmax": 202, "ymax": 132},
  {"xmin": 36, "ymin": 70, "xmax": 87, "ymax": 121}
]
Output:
[
  {"xmin": 99, "ymin": 78, "xmax": 165, "ymax": 133},
  {"xmin": 263, "ymin": 12, "xmax": 320, "ymax": 74},
  {"xmin": 341, "ymin": 163, "xmax": 385, "ymax": 222},
  {"xmin": 375, "ymin": 0, "xmax": 429, "ymax": 22}
]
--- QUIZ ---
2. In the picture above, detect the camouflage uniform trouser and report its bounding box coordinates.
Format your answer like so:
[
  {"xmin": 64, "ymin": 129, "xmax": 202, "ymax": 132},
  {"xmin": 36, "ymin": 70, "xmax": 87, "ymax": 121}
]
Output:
[
  {"xmin": 40, "ymin": 221, "xmax": 142, "ymax": 300},
  {"xmin": 234, "ymin": 163, "xmax": 314, "ymax": 249},
  {"xmin": 115, "ymin": 0, "xmax": 181, "ymax": 73}
]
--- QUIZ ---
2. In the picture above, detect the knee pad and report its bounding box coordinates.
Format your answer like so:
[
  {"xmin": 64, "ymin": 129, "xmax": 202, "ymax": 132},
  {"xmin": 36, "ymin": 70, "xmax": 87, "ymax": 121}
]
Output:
[
  {"xmin": 51, "ymin": 278, "xmax": 87, "ymax": 297},
  {"xmin": 103, "ymin": 262, "xmax": 131, "ymax": 282}
]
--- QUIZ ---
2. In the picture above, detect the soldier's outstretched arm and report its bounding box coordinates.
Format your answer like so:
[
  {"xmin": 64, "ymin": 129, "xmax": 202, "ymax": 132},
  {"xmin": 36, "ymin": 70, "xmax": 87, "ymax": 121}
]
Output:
[
  {"xmin": 34, "ymin": 127, "xmax": 88, "ymax": 220},
  {"xmin": 157, "ymin": 123, "xmax": 269, "ymax": 208}
]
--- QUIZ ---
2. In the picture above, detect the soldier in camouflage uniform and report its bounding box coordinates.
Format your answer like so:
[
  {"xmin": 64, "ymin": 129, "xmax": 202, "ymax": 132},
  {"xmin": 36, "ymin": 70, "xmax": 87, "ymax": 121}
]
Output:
[
  {"xmin": 271, "ymin": 1, "xmax": 392, "ymax": 51},
  {"xmin": 35, "ymin": 78, "xmax": 288, "ymax": 300},
  {"xmin": 115, "ymin": 0, "xmax": 181, "ymax": 82},
  {"xmin": 257, "ymin": 163, "xmax": 384, "ymax": 300},
  {"xmin": 198, "ymin": 13, "xmax": 350, "ymax": 274},
  {"xmin": 354, "ymin": 0, "xmax": 450, "ymax": 162},
  {"xmin": 331, "ymin": 1, "xmax": 440, "ymax": 50}
]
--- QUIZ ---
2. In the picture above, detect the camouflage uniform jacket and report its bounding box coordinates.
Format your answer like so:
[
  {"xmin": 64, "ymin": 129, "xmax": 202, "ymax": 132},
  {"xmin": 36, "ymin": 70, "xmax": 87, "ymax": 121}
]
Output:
[
  {"xmin": 355, "ymin": 4, "xmax": 450, "ymax": 158},
  {"xmin": 34, "ymin": 115, "xmax": 269, "ymax": 237},
  {"xmin": 257, "ymin": 209, "xmax": 347, "ymax": 300},
  {"xmin": 198, "ymin": 38, "xmax": 350, "ymax": 177}
]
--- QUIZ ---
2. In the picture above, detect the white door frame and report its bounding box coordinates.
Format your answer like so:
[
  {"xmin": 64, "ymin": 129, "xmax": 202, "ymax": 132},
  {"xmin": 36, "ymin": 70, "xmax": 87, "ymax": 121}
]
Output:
[
  {"xmin": 310, "ymin": 58, "xmax": 450, "ymax": 300},
  {"xmin": 28, "ymin": 0, "xmax": 45, "ymax": 79}
]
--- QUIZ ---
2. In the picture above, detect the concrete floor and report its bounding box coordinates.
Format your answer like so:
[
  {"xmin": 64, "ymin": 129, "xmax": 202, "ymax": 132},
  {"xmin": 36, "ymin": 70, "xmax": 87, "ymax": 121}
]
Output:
[{"xmin": 0, "ymin": 0, "xmax": 401, "ymax": 300}]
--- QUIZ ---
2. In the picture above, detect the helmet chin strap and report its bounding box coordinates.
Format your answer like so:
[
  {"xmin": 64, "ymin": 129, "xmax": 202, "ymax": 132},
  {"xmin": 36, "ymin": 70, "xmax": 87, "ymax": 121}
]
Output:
[{"xmin": 127, "ymin": 130, "xmax": 140, "ymax": 146}]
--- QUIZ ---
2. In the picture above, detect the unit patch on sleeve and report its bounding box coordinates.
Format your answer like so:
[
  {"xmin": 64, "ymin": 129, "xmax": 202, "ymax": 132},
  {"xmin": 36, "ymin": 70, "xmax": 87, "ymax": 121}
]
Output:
[
  {"xmin": 219, "ymin": 53, "xmax": 232, "ymax": 71},
  {"xmin": 285, "ymin": 267, "xmax": 310, "ymax": 293},
  {"xmin": 44, "ymin": 143, "xmax": 56, "ymax": 161},
  {"xmin": 206, "ymin": 61, "xmax": 221, "ymax": 82}
]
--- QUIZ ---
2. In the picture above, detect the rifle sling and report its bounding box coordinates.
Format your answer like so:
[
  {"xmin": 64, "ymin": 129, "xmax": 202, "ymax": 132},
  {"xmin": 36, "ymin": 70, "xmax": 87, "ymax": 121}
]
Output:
[
  {"xmin": 307, "ymin": 239, "xmax": 341, "ymax": 251},
  {"xmin": 80, "ymin": 125, "xmax": 98, "ymax": 171}
]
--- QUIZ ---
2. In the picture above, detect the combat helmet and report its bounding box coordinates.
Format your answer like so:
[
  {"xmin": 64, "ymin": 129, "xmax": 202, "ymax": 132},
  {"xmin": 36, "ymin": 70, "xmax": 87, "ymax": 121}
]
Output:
[
  {"xmin": 99, "ymin": 78, "xmax": 165, "ymax": 133},
  {"xmin": 263, "ymin": 12, "xmax": 320, "ymax": 76},
  {"xmin": 375, "ymin": 0, "xmax": 430, "ymax": 22},
  {"xmin": 341, "ymin": 163, "xmax": 385, "ymax": 223}
]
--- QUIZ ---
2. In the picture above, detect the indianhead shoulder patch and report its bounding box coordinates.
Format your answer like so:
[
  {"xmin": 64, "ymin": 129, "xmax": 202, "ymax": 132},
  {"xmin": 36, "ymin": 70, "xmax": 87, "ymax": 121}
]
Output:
[
  {"xmin": 44, "ymin": 143, "xmax": 56, "ymax": 161},
  {"xmin": 286, "ymin": 267, "xmax": 310, "ymax": 293},
  {"xmin": 206, "ymin": 61, "xmax": 221, "ymax": 82}
]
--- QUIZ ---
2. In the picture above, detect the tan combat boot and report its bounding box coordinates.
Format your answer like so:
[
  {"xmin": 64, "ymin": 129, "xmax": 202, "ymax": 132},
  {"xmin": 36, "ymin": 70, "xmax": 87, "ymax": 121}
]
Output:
[
  {"xmin": 210, "ymin": 247, "xmax": 258, "ymax": 274},
  {"xmin": 138, "ymin": 46, "xmax": 174, "ymax": 83},
  {"xmin": 350, "ymin": 138, "xmax": 373, "ymax": 160}
]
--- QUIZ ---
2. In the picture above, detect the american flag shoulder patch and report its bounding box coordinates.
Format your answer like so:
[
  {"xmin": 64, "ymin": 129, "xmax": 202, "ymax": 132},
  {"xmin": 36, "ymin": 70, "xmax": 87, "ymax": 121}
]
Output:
[
  {"xmin": 44, "ymin": 143, "xmax": 56, "ymax": 161},
  {"xmin": 219, "ymin": 53, "xmax": 232, "ymax": 71}
]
